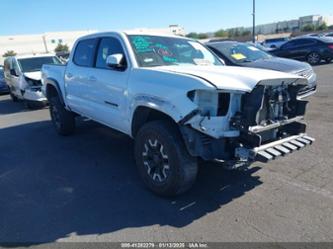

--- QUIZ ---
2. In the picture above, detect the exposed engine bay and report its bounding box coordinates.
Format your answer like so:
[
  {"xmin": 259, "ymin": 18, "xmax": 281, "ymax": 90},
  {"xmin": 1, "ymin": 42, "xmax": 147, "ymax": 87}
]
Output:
[{"xmin": 180, "ymin": 82, "xmax": 314, "ymax": 166}]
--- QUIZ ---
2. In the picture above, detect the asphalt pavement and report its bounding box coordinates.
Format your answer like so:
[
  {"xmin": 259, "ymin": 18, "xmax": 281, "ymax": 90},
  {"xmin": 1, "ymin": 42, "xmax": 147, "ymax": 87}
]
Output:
[{"xmin": 0, "ymin": 63, "xmax": 332, "ymax": 243}]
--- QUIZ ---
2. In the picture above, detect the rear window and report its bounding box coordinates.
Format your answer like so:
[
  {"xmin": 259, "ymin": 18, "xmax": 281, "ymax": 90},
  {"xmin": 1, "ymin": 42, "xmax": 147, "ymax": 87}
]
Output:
[{"xmin": 73, "ymin": 38, "xmax": 98, "ymax": 67}]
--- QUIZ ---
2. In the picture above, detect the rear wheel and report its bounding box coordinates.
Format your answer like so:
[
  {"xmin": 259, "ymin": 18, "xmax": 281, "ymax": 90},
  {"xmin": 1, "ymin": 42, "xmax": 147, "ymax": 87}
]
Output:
[
  {"xmin": 49, "ymin": 95, "xmax": 75, "ymax": 135},
  {"xmin": 325, "ymin": 58, "xmax": 332, "ymax": 64},
  {"xmin": 134, "ymin": 120, "xmax": 198, "ymax": 196},
  {"xmin": 307, "ymin": 52, "xmax": 321, "ymax": 65}
]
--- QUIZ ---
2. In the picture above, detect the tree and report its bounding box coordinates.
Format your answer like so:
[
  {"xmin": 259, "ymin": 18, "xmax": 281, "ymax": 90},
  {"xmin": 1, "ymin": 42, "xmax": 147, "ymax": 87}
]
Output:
[
  {"xmin": 241, "ymin": 30, "xmax": 251, "ymax": 36},
  {"xmin": 2, "ymin": 50, "xmax": 16, "ymax": 57},
  {"xmin": 301, "ymin": 24, "xmax": 315, "ymax": 32},
  {"xmin": 317, "ymin": 22, "xmax": 328, "ymax": 31},
  {"xmin": 54, "ymin": 43, "xmax": 69, "ymax": 53},
  {"xmin": 228, "ymin": 28, "xmax": 241, "ymax": 38},
  {"xmin": 198, "ymin": 33, "xmax": 209, "ymax": 39},
  {"xmin": 186, "ymin": 32, "xmax": 199, "ymax": 39},
  {"xmin": 214, "ymin": 29, "xmax": 228, "ymax": 38}
]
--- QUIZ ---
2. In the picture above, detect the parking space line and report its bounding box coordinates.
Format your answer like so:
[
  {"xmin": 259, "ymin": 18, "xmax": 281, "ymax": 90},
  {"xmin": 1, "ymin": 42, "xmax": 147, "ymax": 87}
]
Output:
[{"xmin": 179, "ymin": 201, "xmax": 196, "ymax": 211}]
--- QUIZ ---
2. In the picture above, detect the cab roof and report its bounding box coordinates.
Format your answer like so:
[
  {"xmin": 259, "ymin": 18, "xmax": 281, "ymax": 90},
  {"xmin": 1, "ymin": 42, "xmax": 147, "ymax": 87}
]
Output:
[
  {"xmin": 78, "ymin": 30, "xmax": 189, "ymax": 40},
  {"xmin": 11, "ymin": 54, "xmax": 56, "ymax": 59}
]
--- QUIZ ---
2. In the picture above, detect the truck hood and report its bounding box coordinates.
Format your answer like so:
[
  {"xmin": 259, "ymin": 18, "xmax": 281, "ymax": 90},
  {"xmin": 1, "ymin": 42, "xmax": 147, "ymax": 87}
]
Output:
[
  {"xmin": 155, "ymin": 65, "xmax": 307, "ymax": 92},
  {"xmin": 23, "ymin": 71, "xmax": 42, "ymax": 81}
]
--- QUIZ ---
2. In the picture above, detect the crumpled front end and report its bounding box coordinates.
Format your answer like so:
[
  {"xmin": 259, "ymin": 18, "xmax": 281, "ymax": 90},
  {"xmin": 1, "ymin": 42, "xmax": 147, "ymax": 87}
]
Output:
[
  {"xmin": 230, "ymin": 82, "xmax": 314, "ymax": 163},
  {"xmin": 179, "ymin": 77, "xmax": 314, "ymax": 166},
  {"xmin": 21, "ymin": 75, "xmax": 47, "ymax": 102}
]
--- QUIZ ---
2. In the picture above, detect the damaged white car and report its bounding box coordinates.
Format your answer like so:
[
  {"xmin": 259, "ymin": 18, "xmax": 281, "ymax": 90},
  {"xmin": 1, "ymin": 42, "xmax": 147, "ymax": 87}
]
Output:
[
  {"xmin": 42, "ymin": 32, "xmax": 315, "ymax": 196},
  {"xmin": 4, "ymin": 54, "xmax": 62, "ymax": 108}
]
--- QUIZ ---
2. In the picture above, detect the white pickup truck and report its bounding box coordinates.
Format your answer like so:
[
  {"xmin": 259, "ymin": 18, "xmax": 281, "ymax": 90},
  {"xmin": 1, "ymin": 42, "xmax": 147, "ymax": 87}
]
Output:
[{"xmin": 42, "ymin": 31, "xmax": 314, "ymax": 196}]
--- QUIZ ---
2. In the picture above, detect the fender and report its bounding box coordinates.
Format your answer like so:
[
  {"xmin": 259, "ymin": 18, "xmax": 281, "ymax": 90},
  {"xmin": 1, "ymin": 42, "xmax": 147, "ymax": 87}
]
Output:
[
  {"xmin": 44, "ymin": 78, "xmax": 65, "ymax": 106},
  {"xmin": 130, "ymin": 94, "xmax": 195, "ymax": 123}
]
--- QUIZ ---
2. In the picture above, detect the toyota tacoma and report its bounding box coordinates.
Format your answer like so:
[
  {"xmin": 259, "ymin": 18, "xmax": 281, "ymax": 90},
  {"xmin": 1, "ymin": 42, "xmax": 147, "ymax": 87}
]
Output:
[{"xmin": 42, "ymin": 31, "xmax": 315, "ymax": 196}]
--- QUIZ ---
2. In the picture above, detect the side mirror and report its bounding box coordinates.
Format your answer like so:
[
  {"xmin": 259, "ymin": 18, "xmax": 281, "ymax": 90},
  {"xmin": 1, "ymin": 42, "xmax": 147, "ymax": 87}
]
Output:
[
  {"xmin": 106, "ymin": 54, "xmax": 125, "ymax": 69},
  {"xmin": 10, "ymin": 69, "xmax": 18, "ymax": 76}
]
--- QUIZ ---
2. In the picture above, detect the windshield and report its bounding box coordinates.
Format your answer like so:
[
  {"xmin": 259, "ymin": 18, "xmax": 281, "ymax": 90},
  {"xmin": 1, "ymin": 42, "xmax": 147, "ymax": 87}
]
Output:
[
  {"xmin": 18, "ymin": 56, "xmax": 62, "ymax": 73},
  {"xmin": 128, "ymin": 35, "xmax": 223, "ymax": 67},
  {"xmin": 211, "ymin": 43, "xmax": 272, "ymax": 63}
]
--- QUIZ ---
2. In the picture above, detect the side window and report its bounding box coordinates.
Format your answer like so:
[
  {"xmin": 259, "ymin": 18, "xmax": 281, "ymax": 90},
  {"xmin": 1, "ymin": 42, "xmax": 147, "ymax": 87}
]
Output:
[
  {"xmin": 73, "ymin": 38, "xmax": 97, "ymax": 67},
  {"xmin": 282, "ymin": 40, "xmax": 298, "ymax": 49},
  {"xmin": 96, "ymin": 37, "xmax": 126, "ymax": 69},
  {"xmin": 301, "ymin": 39, "xmax": 317, "ymax": 46}
]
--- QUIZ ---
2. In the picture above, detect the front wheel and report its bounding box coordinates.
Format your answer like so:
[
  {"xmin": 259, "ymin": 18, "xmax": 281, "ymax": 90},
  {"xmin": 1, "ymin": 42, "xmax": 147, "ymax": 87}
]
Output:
[
  {"xmin": 134, "ymin": 121, "xmax": 198, "ymax": 196},
  {"xmin": 307, "ymin": 52, "xmax": 321, "ymax": 65},
  {"xmin": 49, "ymin": 96, "xmax": 75, "ymax": 136}
]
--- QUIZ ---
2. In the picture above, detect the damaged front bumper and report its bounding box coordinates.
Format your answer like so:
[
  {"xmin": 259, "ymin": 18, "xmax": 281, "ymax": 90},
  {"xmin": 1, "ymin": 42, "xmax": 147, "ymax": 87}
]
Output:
[
  {"xmin": 22, "ymin": 87, "xmax": 47, "ymax": 102},
  {"xmin": 180, "ymin": 83, "xmax": 314, "ymax": 166},
  {"xmin": 235, "ymin": 133, "xmax": 315, "ymax": 163}
]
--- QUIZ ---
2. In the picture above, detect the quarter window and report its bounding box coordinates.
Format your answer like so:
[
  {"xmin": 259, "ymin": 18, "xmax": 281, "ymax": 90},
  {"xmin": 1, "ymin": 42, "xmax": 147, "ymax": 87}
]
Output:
[
  {"xmin": 96, "ymin": 37, "xmax": 126, "ymax": 69},
  {"xmin": 73, "ymin": 38, "xmax": 98, "ymax": 67}
]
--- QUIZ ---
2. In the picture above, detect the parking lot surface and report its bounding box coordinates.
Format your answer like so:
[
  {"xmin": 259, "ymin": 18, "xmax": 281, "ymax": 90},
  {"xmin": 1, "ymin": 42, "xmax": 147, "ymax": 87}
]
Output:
[{"xmin": 0, "ymin": 63, "xmax": 333, "ymax": 243}]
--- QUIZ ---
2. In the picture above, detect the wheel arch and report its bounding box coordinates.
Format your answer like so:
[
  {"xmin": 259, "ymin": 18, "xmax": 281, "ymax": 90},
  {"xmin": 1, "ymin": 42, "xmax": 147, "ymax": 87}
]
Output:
[
  {"xmin": 45, "ymin": 78, "xmax": 65, "ymax": 105},
  {"xmin": 131, "ymin": 106, "xmax": 179, "ymax": 138}
]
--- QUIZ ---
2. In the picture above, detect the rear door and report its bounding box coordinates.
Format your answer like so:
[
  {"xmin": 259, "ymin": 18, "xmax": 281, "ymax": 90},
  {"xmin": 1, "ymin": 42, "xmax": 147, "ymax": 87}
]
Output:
[
  {"xmin": 292, "ymin": 39, "xmax": 318, "ymax": 59},
  {"xmin": 277, "ymin": 40, "xmax": 300, "ymax": 58},
  {"xmin": 64, "ymin": 38, "xmax": 99, "ymax": 117}
]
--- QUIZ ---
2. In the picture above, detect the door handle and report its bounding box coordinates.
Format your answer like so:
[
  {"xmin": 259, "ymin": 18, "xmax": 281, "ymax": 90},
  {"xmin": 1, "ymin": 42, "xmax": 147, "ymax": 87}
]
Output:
[{"xmin": 88, "ymin": 76, "xmax": 97, "ymax": 82}]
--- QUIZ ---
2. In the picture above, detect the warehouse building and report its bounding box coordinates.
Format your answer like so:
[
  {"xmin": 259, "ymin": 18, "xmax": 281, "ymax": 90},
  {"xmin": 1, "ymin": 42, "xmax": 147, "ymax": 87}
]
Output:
[{"xmin": 230, "ymin": 14, "xmax": 333, "ymax": 35}]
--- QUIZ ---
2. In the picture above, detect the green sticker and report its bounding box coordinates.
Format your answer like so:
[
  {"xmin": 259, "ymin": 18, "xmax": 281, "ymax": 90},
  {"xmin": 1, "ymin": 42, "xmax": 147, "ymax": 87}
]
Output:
[
  {"xmin": 132, "ymin": 36, "xmax": 153, "ymax": 53},
  {"xmin": 163, "ymin": 56, "xmax": 177, "ymax": 63}
]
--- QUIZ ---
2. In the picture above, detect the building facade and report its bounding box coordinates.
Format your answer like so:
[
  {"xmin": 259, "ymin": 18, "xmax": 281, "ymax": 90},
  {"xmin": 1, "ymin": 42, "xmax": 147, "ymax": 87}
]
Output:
[{"xmin": 229, "ymin": 15, "xmax": 333, "ymax": 36}]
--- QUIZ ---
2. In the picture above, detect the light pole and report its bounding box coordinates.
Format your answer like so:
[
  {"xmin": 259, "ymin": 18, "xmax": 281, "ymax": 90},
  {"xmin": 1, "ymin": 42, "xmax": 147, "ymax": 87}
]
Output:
[{"xmin": 252, "ymin": 0, "xmax": 256, "ymax": 43}]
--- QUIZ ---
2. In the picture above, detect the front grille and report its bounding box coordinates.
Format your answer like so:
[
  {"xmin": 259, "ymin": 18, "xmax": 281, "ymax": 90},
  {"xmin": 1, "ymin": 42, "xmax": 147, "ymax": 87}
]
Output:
[{"xmin": 296, "ymin": 69, "xmax": 313, "ymax": 79}]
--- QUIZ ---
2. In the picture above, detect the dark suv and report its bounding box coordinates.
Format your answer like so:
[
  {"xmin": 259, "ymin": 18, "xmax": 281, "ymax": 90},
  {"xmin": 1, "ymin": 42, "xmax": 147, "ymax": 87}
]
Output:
[{"xmin": 271, "ymin": 37, "xmax": 333, "ymax": 65}]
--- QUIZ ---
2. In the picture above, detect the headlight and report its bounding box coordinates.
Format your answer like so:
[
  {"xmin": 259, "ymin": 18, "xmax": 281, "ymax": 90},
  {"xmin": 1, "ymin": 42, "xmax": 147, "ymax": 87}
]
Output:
[{"xmin": 188, "ymin": 90, "xmax": 230, "ymax": 117}]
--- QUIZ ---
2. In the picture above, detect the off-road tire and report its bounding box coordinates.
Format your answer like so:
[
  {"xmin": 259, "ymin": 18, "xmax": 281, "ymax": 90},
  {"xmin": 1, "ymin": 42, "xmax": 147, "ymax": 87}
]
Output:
[
  {"xmin": 134, "ymin": 120, "xmax": 198, "ymax": 196},
  {"xmin": 49, "ymin": 96, "xmax": 75, "ymax": 136}
]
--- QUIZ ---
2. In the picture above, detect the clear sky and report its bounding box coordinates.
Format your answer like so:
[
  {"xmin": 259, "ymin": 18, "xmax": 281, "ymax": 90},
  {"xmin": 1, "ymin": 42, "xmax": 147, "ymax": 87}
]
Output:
[{"xmin": 0, "ymin": 0, "xmax": 332, "ymax": 35}]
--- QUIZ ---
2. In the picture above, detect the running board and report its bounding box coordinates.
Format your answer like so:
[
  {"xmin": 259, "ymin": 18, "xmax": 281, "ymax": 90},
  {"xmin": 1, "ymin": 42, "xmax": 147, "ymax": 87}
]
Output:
[{"xmin": 252, "ymin": 134, "xmax": 314, "ymax": 163}]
